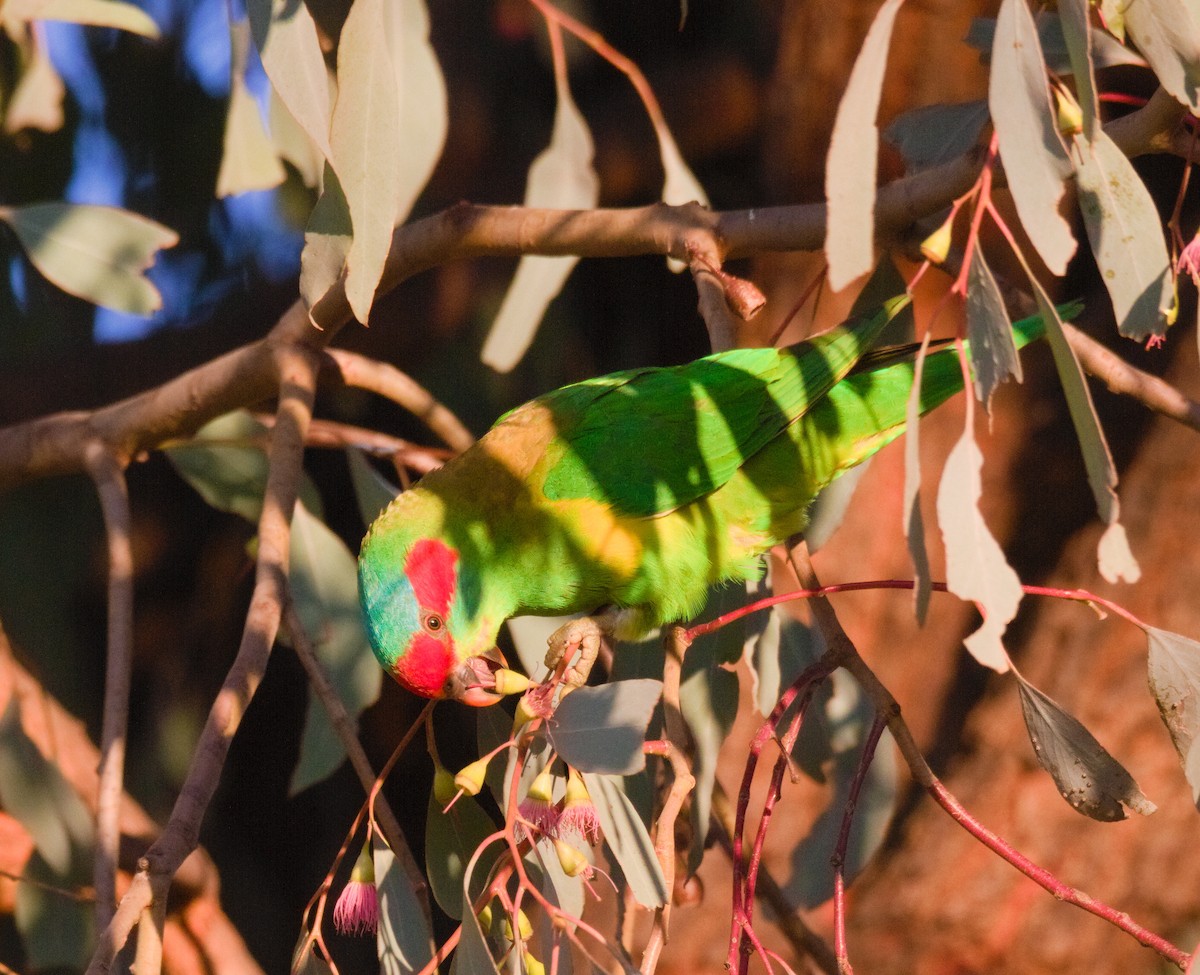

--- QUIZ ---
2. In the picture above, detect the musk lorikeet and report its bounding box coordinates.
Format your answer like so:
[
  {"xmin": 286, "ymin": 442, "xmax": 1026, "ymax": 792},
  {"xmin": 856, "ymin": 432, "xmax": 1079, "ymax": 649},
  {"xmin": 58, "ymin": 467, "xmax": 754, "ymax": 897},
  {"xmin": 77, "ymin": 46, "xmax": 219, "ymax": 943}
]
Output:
[{"xmin": 358, "ymin": 296, "xmax": 1049, "ymax": 705}]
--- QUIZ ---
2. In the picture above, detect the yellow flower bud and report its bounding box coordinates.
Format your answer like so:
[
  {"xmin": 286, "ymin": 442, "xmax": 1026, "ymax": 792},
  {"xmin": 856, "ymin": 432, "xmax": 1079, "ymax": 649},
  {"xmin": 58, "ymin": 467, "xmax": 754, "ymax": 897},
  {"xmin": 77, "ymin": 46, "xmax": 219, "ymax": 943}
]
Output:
[
  {"xmin": 477, "ymin": 902, "xmax": 493, "ymax": 933},
  {"xmin": 502, "ymin": 909, "xmax": 534, "ymax": 942},
  {"xmin": 527, "ymin": 767, "xmax": 556, "ymax": 804},
  {"xmin": 523, "ymin": 951, "xmax": 546, "ymax": 975},
  {"xmin": 564, "ymin": 768, "xmax": 589, "ymax": 807},
  {"xmin": 512, "ymin": 695, "xmax": 538, "ymax": 732},
  {"xmin": 1055, "ymin": 86, "xmax": 1084, "ymax": 137},
  {"xmin": 553, "ymin": 838, "xmax": 590, "ymax": 878},
  {"xmin": 919, "ymin": 216, "xmax": 953, "ymax": 265},
  {"xmin": 493, "ymin": 669, "xmax": 532, "ymax": 695},
  {"xmin": 433, "ymin": 766, "xmax": 458, "ymax": 806},
  {"xmin": 453, "ymin": 757, "xmax": 490, "ymax": 797}
]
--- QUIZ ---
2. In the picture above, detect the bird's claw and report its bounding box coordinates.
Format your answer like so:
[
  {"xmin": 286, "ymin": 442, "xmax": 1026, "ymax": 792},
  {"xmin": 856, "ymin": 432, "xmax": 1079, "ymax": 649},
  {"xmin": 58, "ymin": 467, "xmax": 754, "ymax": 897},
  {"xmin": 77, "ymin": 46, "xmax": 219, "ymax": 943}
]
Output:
[{"xmin": 545, "ymin": 615, "xmax": 611, "ymax": 690}]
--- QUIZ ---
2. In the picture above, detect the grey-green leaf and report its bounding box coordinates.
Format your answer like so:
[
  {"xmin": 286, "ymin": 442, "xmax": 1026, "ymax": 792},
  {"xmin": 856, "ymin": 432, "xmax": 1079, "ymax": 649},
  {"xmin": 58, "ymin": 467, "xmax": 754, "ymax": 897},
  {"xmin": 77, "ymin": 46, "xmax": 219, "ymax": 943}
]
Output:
[
  {"xmin": 1, "ymin": 201, "xmax": 178, "ymax": 314},
  {"xmin": 989, "ymin": 0, "xmax": 1076, "ymax": 275},
  {"xmin": 15, "ymin": 852, "xmax": 94, "ymax": 972},
  {"xmin": 217, "ymin": 21, "xmax": 286, "ymax": 198},
  {"xmin": 1146, "ymin": 626, "xmax": 1200, "ymax": 805},
  {"xmin": 289, "ymin": 500, "xmax": 382, "ymax": 794},
  {"xmin": 966, "ymin": 14, "xmax": 1146, "ymax": 72},
  {"xmin": 1071, "ymin": 128, "xmax": 1172, "ymax": 341},
  {"xmin": 582, "ymin": 773, "xmax": 668, "ymax": 908},
  {"xmin": 425, "ymin": 789, "xmax": 501, "ymax": 919},
  {"xmin": 375, "ymin": 842, "xmax": 435, "ymax": 975},
  {"xmin": 965, "ymin": 249, "xmax": 1022, "ymax": 408},
  {"xmin": 449, "ymin": 885, "xmax": 501, "ymax": 975},
  {"xmin": 883, "ymin": 100, "xmax": 989, "ymax": 171},
  {"xmin": 680, "ymin": 664, "xmax": 738, "ymax": 876},
  {"xmin": 903, "ymin": 335, "xmax": 933, "ymax": 623},
  {"xmin": 346, "ymin": 447, "xmax": 400, "ymax": 527},
  {"xmin": 549, "ymin": 680, "xmax": 662, "ymax": 775},
  {"xmin": 1016, "ymin": 674, "xmax": 1155, "ymax": 820},
  {"xmin": 1057, "ymin": 0, "xmax": 1099, "ymax": 140},
  {"xmin": 1121, "ymin": 0, "xmax": 1200, "ymax": 113},
  {"xmin": 300, "ymin": 165, "xmax": 353, "ymax": 310}
]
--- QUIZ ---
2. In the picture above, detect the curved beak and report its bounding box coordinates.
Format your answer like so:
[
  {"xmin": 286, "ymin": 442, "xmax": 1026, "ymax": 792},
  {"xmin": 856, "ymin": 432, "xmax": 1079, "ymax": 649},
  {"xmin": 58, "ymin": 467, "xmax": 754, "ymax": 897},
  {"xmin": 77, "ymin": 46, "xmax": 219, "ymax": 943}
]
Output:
[{"xmin": 447, "ymin": 646, "xmax": 509, "ymax": 707}]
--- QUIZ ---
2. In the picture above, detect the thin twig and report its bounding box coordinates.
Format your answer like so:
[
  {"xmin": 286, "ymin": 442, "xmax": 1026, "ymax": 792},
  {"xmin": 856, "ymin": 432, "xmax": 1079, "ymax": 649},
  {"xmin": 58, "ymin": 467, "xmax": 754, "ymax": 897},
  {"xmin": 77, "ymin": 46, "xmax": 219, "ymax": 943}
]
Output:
[
  {"xmin": 85, "ymin": 344, "xmax": 320, "ymax": 975},
  {"xmin": 84, "ymin": 442, "xmax": 134, "ymax": 933},
  {"xmin": 640, "ymin": 739, "xmax": 695, "ymax": 975}
]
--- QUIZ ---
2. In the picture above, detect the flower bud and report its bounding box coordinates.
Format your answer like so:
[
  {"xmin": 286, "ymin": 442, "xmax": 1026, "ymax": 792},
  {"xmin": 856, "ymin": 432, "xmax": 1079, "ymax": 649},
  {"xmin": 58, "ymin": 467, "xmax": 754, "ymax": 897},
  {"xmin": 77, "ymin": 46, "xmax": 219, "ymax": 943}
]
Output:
[
  {"xmin": 453, "ymin": 757, "xmax": 490, "ymax": 796},
  {"xmin": 1055, "ymin": 86, "xmax": 1084, "ymax": 137},
  {"xmin": 433, "ymin": 766, "xmax": 458, "ymax": 806},
  {"xmin": 553, "ymin": 838, "xmax": 590, "ymax": 878},
  {"xmin": 512, "ymin": 695, "xmax": 539, "ymax": 732},
  {"xmin": 527, "ymin": 767, "xmax": 556, "ymax": 804},
  {"xmin": 477, "ymin": 902, "xmax": 493, "ymax": 933},
  {"xmin": 502, "ymin": 909, "xmax": 533, "ymax": 942},
  {"xmin": 523, "ymin": 951, "xmax": 546, "ymax": 975},
  {"xmin": 493, "ymin": 668, "xmax": 532, "ymax": 695},
  {"xmin": 919, "ymin": 216, "xmax": 953, "ymax": 265}
]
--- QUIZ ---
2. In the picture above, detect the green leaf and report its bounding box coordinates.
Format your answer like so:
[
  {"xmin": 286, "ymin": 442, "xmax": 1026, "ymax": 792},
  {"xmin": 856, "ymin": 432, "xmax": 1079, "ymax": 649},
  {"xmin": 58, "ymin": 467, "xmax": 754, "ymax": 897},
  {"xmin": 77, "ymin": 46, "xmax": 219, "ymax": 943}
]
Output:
[
  {"xmin": 883, "ymin": 100, "xmax": 989, "ymax": 172},
  {"xmin": 1058, "ymin": 0, "xmax": 1099, "ymax": 140},
  {"xmin": 475, "ymin": 704, "xmax": 516, "ymax": 807},
  {"xmin": 581, "ymin": 773, "xmax": 667, "ymax": 908},
  {"xmin": 549, "ymin": 680, "xmax": 662, "ymax": 775},
  {"xmin": 989, "ymin": 0, "xmax": 1076, "ymax": 275},
  {"xmin": 330, "ymin": 0, "xmax": 402, "ymax": 323},
  {"xmin": 289, "ymin": 500, "xmax": 382, "ymax": 794},
  {"xmin": 383, "ymin": 0, "xmax": 447, "ymax": 225},
  {"xmin": 247, "ymin": 0, "xmax": 333, "ymax": 162},
  {"xmin": 3, "ymin": 0, "xmax": 159, "ymax": 36},
  {"xmin": 965, "ymin": 249, "xmax": 1022, "ymax": 408},
  {"xmin": 936, "ymin": 426, "xmax": 1021, "ymax": 672},
  {"xmin": 1016, "ymin": 674, "xmax": 1155, "ymax": 820},
  {"xmin": 1120, "ymin": 0, "xmax": 1200, "ymax": 113},
  {"xmin": 903, "ymin": 336, "xmax": 933, "ymax": 624},
  {"xmin": 164, "ymin": 410, "xmax": 323, "ymax": 522},
  {"xmin": 346, "ymin": 447, "xmax": 399, "ymax": 527},
  {"xmin": 1070, "ymin": 128, "xmax": 1172, "ymax": 341},
  {"xmin": 0, "ymin": 201, "xmax": 178, "ymax": 314},
  {"xmin": 300, "ymin": 165, "xmax": 353, "ymax": 309},
  {"xmin": 528, "ymin": 837, "xmax": 585, "ymax": 923},
  {"xmin": 481, "ymin": 55, "xmax": 599, "ymax": 373},
  {"xmin": 15, "ymin": 851, "xmax": 94, "ymax": 972},
  {"xmin": 375, "ymin": 841, "xmax": 435, "ymax": 975},
  {"xmin": 0, "ymin": 699, "xmax": 94, "ymax": 877},
  {"xmin": 1146, "ymin": 626, "xmax": 1200, "ymax": 804},
  {"xmin": 449, "ymin": 885, "xmax": 501, "ymax": 975},
  {"xmin": 217, "ymin": 20, "xmax": 287, "ymax": 198},
  {"xmin": 292, "ymin": 938, "xmax": 335, "ymax": 975},
  {"xmin": 823, "ymin": 0, "xmax": 904, "ymax": 290},
  {"xmin": 425, "ymin": 789, "xmax": 501, "ymax": 919}
]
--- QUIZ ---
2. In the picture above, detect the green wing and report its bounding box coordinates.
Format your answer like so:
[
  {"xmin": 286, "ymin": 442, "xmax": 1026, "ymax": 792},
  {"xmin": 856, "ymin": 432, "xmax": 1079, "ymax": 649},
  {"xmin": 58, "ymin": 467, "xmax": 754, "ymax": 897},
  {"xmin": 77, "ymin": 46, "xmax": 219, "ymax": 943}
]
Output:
[{"xmin": 536, "ymin": 296, "xmax": 910, "ymax": 518}]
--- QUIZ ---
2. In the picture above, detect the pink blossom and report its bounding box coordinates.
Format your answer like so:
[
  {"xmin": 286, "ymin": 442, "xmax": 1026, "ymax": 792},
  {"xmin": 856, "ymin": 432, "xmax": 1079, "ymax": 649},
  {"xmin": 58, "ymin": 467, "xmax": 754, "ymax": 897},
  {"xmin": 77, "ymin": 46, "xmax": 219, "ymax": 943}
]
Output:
[
  {"xmin": 516, "ymin": 795, "xmax": 561, "ymax": 839},
  {"xmin": 333, "ymin": 881, "xmax": 379, "ymax": 936},
  {"xmin": 1176, "ymin": 234, "xmax": 1200, "ymax": 285},
  {"xmin": 560, "ymin": 800, "xmax": 602, "ymax": 845}
]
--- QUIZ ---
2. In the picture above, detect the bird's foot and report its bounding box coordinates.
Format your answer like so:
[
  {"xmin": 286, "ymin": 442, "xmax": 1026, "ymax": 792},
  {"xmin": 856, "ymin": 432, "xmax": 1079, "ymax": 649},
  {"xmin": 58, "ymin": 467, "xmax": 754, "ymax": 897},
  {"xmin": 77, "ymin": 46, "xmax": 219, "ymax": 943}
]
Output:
[{"xmin": 545, "ymin": 611, "xmax": 618, "ymax": 690}]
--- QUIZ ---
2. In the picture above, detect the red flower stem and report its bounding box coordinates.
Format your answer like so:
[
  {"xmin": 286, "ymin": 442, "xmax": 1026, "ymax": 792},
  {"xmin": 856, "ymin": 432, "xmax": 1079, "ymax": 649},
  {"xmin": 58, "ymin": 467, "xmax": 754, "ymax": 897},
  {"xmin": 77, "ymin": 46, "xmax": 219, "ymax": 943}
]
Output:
[
  {"xmin": 831, "ymin": 714, "xmax": 887, "ymax": 975},
  {"xmin": 953, "ymin": 132, "xmax": 999, "ymax": 304},
  {"xmin": 927, "ymin": 776, "xmax": 1190, "ymax": 969},
  {"xmin": 1099, "ymin": 92, "xmax": 1149, "ymax": 107},
  {"xmin": 687, "ymin": 578, "xmax": 1148, "ymax": 641}
]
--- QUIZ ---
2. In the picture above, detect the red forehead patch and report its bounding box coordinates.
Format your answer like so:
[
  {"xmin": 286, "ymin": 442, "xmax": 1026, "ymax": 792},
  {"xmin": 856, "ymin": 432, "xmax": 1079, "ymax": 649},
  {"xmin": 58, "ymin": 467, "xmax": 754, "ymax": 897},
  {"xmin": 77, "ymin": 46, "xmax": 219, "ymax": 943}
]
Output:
[
  {"xmin": 404, "ymin": 538, "xmax": 457, "ymax": 617},
  {"xmin": 395, "ymin": 632, "xmax": 455, "ymax": 698}
]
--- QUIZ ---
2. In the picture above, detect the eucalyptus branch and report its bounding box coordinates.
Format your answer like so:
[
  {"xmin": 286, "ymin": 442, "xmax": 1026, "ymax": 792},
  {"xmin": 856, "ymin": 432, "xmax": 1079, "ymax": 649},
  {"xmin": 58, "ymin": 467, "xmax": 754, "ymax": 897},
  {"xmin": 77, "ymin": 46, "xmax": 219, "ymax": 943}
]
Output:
[
  {"xmin": 85, "ymin": 344, "xmax": 320, "ymax": 975},
  {"xmin": 84, "ymin": 442, "xmax": 134, "ymax": 932}
]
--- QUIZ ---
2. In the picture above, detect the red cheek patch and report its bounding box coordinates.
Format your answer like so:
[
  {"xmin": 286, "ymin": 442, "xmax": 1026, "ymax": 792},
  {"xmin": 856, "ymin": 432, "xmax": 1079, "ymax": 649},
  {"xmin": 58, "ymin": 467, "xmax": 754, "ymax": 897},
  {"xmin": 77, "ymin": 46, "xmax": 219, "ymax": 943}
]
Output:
[
  {"xmin": 404, "ymin": 539, "xmax": 457, "ymax": 617},
  {"xmin": 395, "ymin": 632, "xmax": 455, "ymax": 698}
]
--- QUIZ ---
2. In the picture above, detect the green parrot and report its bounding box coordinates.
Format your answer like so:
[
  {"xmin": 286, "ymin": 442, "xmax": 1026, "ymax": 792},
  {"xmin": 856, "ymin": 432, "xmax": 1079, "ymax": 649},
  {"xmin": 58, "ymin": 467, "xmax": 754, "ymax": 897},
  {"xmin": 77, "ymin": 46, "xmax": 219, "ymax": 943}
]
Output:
[{"xmin": 358, "ymin": 296, "xmax": 1050, "ymax": 705}]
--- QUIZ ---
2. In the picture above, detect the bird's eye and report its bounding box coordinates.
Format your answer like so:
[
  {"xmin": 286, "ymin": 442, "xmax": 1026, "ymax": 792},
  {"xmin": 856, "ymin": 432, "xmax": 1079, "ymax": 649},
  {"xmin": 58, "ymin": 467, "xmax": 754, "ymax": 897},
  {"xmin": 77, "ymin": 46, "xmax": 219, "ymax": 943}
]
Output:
[{"xmin": 424, "ymin": 613, "xmax": 444, "ymax": 633}]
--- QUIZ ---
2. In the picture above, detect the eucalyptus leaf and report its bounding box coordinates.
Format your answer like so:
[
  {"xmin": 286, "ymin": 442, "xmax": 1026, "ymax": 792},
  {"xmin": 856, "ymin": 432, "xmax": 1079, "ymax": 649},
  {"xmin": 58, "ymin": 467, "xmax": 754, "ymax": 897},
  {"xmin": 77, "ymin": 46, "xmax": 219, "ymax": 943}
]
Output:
[
  {"xmin": 903, "ymin": 335, "xmax": 933, "ymax": 623},
  {"xmin": 289, "ymin": 500, "xmax": 382, "ymax": 794},
  {"xmin": 581, "ymin": 773, "xmax": 667, "ymax": 908},
  {"xmin": 1058, "ymin": 0, "xmax": 1099, "ymax": 140},
  {"xmin": 375, "ymin": 842, "xmax": 435, "ymax": 975},
  {"xmin": 449, "ymin": 886, "xmax": 501, "ymax": 975},
  {"xmin": 936, "ymin": 426, "xmax": 1021, "ymax": 673},
  {"xmin": 5, "ymin": 37, "xmax": 65, "ymax": 134},
  {"xmin": 549, "ymin": 680, "xmax": 662, "ymax": 775},
  {"xmin": 1071, "ymin": 128, "xmax": 1172, "ymax": 341},
  {"xmin": 883, "ymin": 100, "xmax": 989, "ymax": 172},
  {"xmin": 346, "ymin": 447, "xmax": 399, "ymax": 527},
  {"xmin": 481, "ymin": 54, "xmax": 599, "ymax": 373},
  {"xmin": 217, "ymin": 21, "xmax": 286, "ymax": 197},
  {"xmin": 679, "ymin": 663, "xmax": 737, "ymax": 876},
  {"xmin": 966, "ymin": 15, "xmax": 1146, "ymax": 71},
  {"xmin": 1146, "ymin": 626, "xmax": 1200, "ymax": 805},
  {"xmin": 965, "ymin": 249, "xmax": 1022, "ymax": 408},
  {"xmin": 300, "ymin": 165, "xmax": 353, "ymax": 310},
  {"xmin": 506, "ymin": 614, "xmax": 570, "ymax": 682},
  {"xmin": 292, "ymin": 939, "xmax": 336, "ymax": 975},
  {"xmin": 1, "ymin": 201, "xmax": 178, "ymax": 314},
  {"xmin": 530, "ymin": 836, "xmax": 586, "ymax": 922},
  {"xmin": 1121, "ymin": 0, "xmax": 1200, "ymax": 113},
  {"xmin": 269, "ymin": 86, "xmax": 323, "ymax": 187},
  {"xmin": 824, "ymin": 0, "xmax": 904, "ymax": 290},
  {"xmin": 4, "ymin": 0, "xmax": 159, "ymax": 36},
  {"xmin": 1016, "ymin": 674, "xmax": 1155, "ymax": 820},
  {"xmin": 989, "ymin": 0, "xmax": 1076, "ymax": 275},
  {"xmin": 15, "ymin": 851, "xmax": 94, "ymax": 972},
  {"xmin": 331, "ymin": 0, "xmax": 402, "ymax": 323},
  {"xmin": 425, "ymin": 789, "xmax": 501, "ymax": 918},
  {"xmin": 658, "ymin": 113, "xmax": 708, "ymax": 273}
]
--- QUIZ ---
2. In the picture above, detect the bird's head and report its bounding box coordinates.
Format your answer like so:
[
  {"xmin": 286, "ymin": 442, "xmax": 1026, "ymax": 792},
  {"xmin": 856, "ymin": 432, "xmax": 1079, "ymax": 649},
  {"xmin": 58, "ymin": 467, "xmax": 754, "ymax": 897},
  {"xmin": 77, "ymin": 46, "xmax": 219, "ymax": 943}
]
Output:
[{"xmin": 358, "ymin": 515, "xmax": 508, "ymax": 707}]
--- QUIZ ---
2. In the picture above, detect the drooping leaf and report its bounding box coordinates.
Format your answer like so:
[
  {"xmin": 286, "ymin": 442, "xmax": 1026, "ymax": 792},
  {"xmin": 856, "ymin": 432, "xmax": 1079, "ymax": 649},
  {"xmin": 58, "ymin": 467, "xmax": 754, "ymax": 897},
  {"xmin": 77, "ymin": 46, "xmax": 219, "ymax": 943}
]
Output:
[
  {"xmin": 1146, "ymin": 626, "xmax": 1200, "ymax": 804},
  {"xmin": 823, "ymin": 0, "xmax": 904, "ymax": 291},
  {"xmin": 269, "ymin": 85, "xmax": 323, "ymax": 187},
  {"xmin": 1016, "ymin": 673, "xmax": 1155, "ymax": 820},
  {"xmin": 330, "ymin": 0, "xmax": 402, "ymax": 324},
  {"xmin": 300, "ymin": 165, "xmax": 353, "ymax": 309},
  {"xmin": 966, "ymin": 14, "xmax": 1145, "ymax": 72},
  {"xmin": 0, "ymin": 202, "xmax": 178, "ymax": 314},
  {"xmin": 1100, "ymin": 0, "xmax": 1126, "ymax": 41},
  {"xmin": 903, "ymin": 335, "xmax": 933, "ymax": 623},
  {"xmin": 346, "ymin": 447, "xmax": 399, "ymax": 527},
  {"xmin": 936, "ymin": 426, "xmax": 1020, "ymax": 672},
  {"xmin": 292, "ymin": 938, "xmax": 336, "ymax": 975},
  {"xmin": 679, "ymin": 659, "xmax": 738, "ymax": 876},
  {"xmin": 425, "ymin": 789, "xmax": 501, "ymax": 918},
  {"xmin": 529, "ymin": 836, "xmax": 586, "ymax": 923},
  {"xmin": 15, "ymin": 851, "xmax": 94, "ymax": 972},
  {"xmin": 448, "ymin": 884, "xmax": 501, "ymax": 975},
  {"xmin": 217, "ymin": 20, "xmax": 287, "ymax": 197},
  {"xmin": 581, "ymin": 773, "xmax": 667, "ymax": 908},
  {"xmin": 883, "ymin": 100, "xmax": 990, "ymax": 172},
  {"xmin": 1070, "ymin": 129, "xmax": 1172, "ymax": 341},
  {"xmin": 481, "ymin": 53, "xmax": 599, "ymax": 373},
  {"xmin": 164, "ymin": 410, "xmax": 323, "ymax": 521},
  {"xmin": 382, "ymin": 0, "xmax": 447, "ymax": 224},
  {"xmin": 289, "ymin": 500, "xmax": 382, "ymax": 794},
  {"xmin": 247, "ymin": 0, "xmax": 333, "ymax": 162},
  {"xmin": 3, "ymin": 0, "xmax": 159, "ymax": 36},
  {"xmin": 1121, "ymin": 0, "xmax": 1200, "ymax": 113},
  {"xmin": 549, "ymin": 680, "xmax": 662, "ymax": 775},
  {"xmin": 806, "ymin": 464, "xmax": 870, "ymax": 554},
  {"xmin": 1058, "ymin": 0, "xmax": 1099, "ymax": 140},
  {"xmin": 965, "ymin": 249, "xmax": 1022, "ymax": 408},
  {"xmin": 474, "ymin": 703, "xmax": 517, "ymax": 807},
  {"xmin": 989, "ymin": 0, "xmax": 1076, "ymax": 276},
  {"xmin": 657, "ymin": 114, "xmax": 708, "ymax": 273},
  {"xmin": 5, "ymin": 35, "xmax": 65, "ymax": 134},
  {"xmin": 375, "ymin": 841, "xmax": 435, "ymax": 975},
  {"xmin": 1014, "ymin": 262, "xmax": 1141, "ymax": 583}
]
